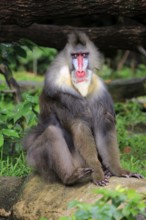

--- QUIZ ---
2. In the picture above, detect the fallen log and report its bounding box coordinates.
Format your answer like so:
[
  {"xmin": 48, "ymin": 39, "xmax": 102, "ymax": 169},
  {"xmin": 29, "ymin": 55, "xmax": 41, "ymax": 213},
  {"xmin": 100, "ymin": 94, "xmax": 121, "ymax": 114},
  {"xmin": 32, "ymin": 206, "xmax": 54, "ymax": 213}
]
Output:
[
  {"xmin": 1, "ymin": 77, "xmax": 146, "ymax": 102},
  {"xmin": 108, "ymin": 77, "xmax": 146, "ymax": 101},
  {"xmin": 1, "ymin": 24, "xmax": 146, "ymax": 51}
]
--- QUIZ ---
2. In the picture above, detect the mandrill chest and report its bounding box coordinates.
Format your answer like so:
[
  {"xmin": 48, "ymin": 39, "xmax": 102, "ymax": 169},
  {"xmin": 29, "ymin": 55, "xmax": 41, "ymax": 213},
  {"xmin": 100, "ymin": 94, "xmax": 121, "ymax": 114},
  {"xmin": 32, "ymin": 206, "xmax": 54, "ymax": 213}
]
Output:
[{"xmin": 70, "ymin": 96, "xmax": 94, "ymax": 128}]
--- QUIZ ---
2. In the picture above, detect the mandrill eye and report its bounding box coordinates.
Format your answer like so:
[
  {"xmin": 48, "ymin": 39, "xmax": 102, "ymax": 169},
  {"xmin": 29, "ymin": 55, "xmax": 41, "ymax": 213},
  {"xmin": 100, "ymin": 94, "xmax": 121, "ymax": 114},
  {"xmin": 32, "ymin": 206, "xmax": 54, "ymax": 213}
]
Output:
[
  {"xmin": 71, "ymin": 53, "xmax": 77, "ymax": 58},
  {"xmin": 82, "ymin": 53, "xmax": 89, "ymax": 58}
]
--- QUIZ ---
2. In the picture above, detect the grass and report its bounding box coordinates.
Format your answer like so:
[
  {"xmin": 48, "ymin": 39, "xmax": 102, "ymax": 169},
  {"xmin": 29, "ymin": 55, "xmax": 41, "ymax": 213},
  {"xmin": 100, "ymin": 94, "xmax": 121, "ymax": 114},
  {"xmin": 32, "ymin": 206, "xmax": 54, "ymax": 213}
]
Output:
[
  {"xmin": 100, "ymin": 64, "xmax": 146, "ymax": 80},
  {"xmin": 13, "ymin": 71, "xmax": 43, "ymax": 82},
  {"xmin": 121, "ymin": 156, "xmax": 146, "ymax": 177},
  {"xmin": 115, "ymin": 101, "xmax": 146, "ymax": 177},
  {"xmin": 0, "ymin": 153, "xmax": 30, "ymax": 176},
  {"xmin": 0, "ymin": 70, "xmax": 43, "ymax": 83}
]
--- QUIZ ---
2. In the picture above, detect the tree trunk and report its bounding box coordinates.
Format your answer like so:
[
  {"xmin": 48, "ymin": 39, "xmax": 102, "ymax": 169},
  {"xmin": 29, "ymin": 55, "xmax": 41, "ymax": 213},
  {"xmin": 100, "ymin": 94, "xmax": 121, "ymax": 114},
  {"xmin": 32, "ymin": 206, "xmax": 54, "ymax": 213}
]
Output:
[{"xmin": 0, "ymin": 1, "xmax": 146, "ymax": 26}]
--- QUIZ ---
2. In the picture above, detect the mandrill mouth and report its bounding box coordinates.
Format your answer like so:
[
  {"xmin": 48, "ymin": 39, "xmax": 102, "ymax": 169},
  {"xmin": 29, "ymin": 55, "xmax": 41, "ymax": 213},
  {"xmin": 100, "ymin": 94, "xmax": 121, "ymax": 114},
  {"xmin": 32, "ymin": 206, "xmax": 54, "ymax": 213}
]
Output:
[
  {"xmin": 71, "ymin": 70, "xmax": 89, "ymax": 83},
  {"xmin": 71, "ymin": 52, "xmax": 89, "ymax": 83}
]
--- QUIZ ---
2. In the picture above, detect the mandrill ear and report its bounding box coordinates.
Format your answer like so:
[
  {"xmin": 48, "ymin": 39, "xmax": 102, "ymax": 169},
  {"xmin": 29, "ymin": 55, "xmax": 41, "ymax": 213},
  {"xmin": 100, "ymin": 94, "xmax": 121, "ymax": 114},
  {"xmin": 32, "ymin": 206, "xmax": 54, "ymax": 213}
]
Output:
[{"xmin": 68, "ymin": 31, "xmax": 89, "ymax": 47}]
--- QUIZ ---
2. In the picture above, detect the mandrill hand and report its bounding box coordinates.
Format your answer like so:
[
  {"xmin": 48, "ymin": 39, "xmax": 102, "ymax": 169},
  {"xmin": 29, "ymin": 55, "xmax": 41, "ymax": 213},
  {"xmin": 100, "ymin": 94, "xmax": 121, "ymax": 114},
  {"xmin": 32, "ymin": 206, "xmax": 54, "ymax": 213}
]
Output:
[{"xmin": 92, "ymin": 171, "xmax": 110, "ymax": 186}]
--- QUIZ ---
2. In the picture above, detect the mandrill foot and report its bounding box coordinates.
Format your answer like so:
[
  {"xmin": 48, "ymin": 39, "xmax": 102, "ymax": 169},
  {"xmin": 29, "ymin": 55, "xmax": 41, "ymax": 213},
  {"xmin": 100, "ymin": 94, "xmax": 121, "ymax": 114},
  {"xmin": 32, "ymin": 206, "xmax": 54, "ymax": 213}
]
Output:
[{"xmin": 122, "ymin": 173, "xmax": 144, "ymax": 179}]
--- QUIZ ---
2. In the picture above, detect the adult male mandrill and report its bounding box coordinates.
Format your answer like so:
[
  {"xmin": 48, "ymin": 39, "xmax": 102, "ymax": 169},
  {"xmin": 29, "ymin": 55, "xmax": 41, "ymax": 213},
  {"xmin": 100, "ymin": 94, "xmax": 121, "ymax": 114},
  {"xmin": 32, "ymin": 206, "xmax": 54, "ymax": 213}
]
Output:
[{"xmin": 23, "ymin": 31, "xmax": 142, "ymax": 186}]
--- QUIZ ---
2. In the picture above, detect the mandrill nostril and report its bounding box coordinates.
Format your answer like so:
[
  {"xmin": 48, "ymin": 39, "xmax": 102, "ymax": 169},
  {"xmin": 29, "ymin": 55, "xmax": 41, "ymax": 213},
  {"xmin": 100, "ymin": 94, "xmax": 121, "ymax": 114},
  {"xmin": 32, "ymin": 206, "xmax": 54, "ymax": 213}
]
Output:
[{"xmin": 76, "ymin": 71, "xmax": 86, "ymax": 77}]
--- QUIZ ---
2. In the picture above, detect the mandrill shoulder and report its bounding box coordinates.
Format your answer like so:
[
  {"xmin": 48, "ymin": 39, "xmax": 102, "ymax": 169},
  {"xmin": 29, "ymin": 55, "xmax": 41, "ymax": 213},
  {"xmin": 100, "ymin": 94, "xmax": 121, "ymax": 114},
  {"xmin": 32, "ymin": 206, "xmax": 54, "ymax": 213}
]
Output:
[{"xmin": 88, "ymin": 74, "xmax": 115, "ymax": 122}]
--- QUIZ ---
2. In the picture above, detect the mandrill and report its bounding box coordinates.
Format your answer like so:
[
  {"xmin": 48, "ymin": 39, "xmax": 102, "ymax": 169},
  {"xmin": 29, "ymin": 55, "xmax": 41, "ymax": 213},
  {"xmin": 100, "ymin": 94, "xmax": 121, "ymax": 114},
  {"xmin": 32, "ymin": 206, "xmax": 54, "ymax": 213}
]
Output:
[{"xmin": 23, "ymin": 31, "xmax": 142, "ymax": 186}]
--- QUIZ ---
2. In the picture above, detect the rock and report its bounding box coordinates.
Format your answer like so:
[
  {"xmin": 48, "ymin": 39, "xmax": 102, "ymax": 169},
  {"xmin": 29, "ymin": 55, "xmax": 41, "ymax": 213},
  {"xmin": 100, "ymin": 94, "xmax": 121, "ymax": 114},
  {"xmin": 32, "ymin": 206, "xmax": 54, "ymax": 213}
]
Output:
[
  {"xmin": 0, "ymin": 176, "xmax": 24, "ymax": 219},
  {"xmin": 13, "ymin": 175, "xmax": 146, "ymax": 220}
]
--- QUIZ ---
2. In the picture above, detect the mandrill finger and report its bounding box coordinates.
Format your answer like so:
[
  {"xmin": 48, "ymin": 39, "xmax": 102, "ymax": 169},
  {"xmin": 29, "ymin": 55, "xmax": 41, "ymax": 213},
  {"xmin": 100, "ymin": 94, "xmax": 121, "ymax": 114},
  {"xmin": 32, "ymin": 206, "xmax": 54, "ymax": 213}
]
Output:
[
  {"xmin": 104, "ymin": 177, "xmax": 109, "ymax": 183},
  {"xmin": 129, "ymin": 173, "xmax": 144, "ymax": 179},
  {"xmin": 78, "ymin": 168, "xmax": 94, "ymax": 179},
  {"xmin": 93, "ymin": 179, "xmax": 109, "ymax": 186},
  {"xmin": 104, "ymin": 169, "xmax": 112, "ymax": 178},
  {"xmin": 98, "ymin": 180, "xmax": 107, "ymax": 186},
  {"xmin": 122, "ymin": 174, "xmax": 130, "ymax": 178}
]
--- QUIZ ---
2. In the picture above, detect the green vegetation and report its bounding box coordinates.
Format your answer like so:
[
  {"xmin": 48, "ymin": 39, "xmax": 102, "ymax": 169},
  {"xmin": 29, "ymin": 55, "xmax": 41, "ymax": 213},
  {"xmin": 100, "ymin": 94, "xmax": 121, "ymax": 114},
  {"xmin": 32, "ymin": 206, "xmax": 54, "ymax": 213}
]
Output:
[
  {"xmin": 60, "ymin": 187, "xmax": 146, "ymax": 220},
  {"xmin": 115, "ymin": 101, "xmax": 146, "ymax": 176},
  {"xmin": 0, "ymin": 40, "xmax": 57, "ymax": 75},
  {"xmin": 0, "ymin": 90, "xmax": 39, "ymax": 176},
  {"xmin": 0, "ymin": 153, "xmax": 30, "ymax": 176},
  {"xmin": 100, "ymin": 64, "xmax": 146, "ymax": 80}
]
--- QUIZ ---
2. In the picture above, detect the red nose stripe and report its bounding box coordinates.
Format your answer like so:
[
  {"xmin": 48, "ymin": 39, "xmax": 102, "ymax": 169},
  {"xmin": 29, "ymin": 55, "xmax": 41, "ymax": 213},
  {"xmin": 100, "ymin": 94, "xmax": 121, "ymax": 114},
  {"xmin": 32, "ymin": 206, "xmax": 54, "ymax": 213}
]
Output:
[
  {"xmin": 76, "ymin": 54, "xmax": 86, "ymax": 78},
  {"xmin": 77, "ymin": 54, "xmax": 83, "ymax": 72}
]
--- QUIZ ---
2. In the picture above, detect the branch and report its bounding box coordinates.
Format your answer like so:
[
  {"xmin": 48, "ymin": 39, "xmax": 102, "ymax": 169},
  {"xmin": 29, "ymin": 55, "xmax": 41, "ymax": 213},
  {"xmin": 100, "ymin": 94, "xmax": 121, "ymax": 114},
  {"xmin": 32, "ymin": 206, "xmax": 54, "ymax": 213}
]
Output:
[
  {"xmin": 138, "ymin": 46, "xmax": 146, "ymax": 57},
  {"xmin": 0, "ymin": 0, "xmax": 146, "ymax": 26},
  {"xmin": 0, "ymin": 64, "xmax": 22, "ymax": 102},
  {"xmin": 1, "ymin": 24, "xmax": 146, "ymax": 51}
]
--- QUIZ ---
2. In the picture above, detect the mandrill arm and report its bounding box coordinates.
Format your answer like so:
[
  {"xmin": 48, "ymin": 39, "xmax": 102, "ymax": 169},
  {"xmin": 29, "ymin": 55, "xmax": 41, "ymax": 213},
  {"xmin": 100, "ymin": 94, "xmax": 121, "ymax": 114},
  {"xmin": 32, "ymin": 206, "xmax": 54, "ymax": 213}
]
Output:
[{"xmin": 91, "ymin": 89, "xmax": 143, "ymax": 179}]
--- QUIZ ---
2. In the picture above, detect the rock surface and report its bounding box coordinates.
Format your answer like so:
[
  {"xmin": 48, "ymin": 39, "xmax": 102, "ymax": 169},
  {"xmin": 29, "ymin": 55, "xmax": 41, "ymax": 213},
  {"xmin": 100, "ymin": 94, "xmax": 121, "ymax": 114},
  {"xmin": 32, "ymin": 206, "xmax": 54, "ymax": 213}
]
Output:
[
  {"xmin": 13, "ymin": 175, "xmax": 146, "ymax": 220},
  {"xmin": 0, "ymin": 177, "xmax": 24, "ymax": 208},
  {"xmin": 0, "ymin": 176, "xmax": 24, "ymax": 219}
]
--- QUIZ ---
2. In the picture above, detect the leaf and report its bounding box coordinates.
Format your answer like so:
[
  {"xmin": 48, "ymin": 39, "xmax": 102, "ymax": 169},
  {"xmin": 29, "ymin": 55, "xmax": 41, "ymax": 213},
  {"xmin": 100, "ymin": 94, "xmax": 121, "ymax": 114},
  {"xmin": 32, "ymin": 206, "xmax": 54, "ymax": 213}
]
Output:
[
  {"xmin": 2, "ymin": 129, "xmax": 19, "ymax": 138},
  {"xmin": 19, "ymin": 39, "xmax": 35, "ymax": 50},
  {"xmin": 24, "ymin": 94, "xmax": 38, "ymax": 104},
  {"xmin": 14, "ymin": 45, "xmax": 27, "ymax": 58},
  {"xmin": 13, "ymin": 102, "xmax": 32, "ymax": 123},
  {"xmin": 68, "ymin": 200, "xmax": 80, "ymax": 209},
  {"xmin": 0, "ymin": 133, "xmax": 4, "ymax": 147}
]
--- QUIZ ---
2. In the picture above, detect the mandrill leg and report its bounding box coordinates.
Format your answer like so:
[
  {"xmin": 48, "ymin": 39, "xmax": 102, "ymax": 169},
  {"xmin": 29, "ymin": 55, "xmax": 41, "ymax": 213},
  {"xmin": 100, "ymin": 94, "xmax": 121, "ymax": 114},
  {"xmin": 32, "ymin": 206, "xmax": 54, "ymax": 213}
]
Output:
[
  {"xmin": 71, "ymin": 120, "xmax": 109, "ymax": 186},
  {"xmin": 27, "ymin": 125, "xmax": 93, "ymax": 185},
  {"xmin": 45, "ymin": 125, "xmax": 94, "ymax": 185}
]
